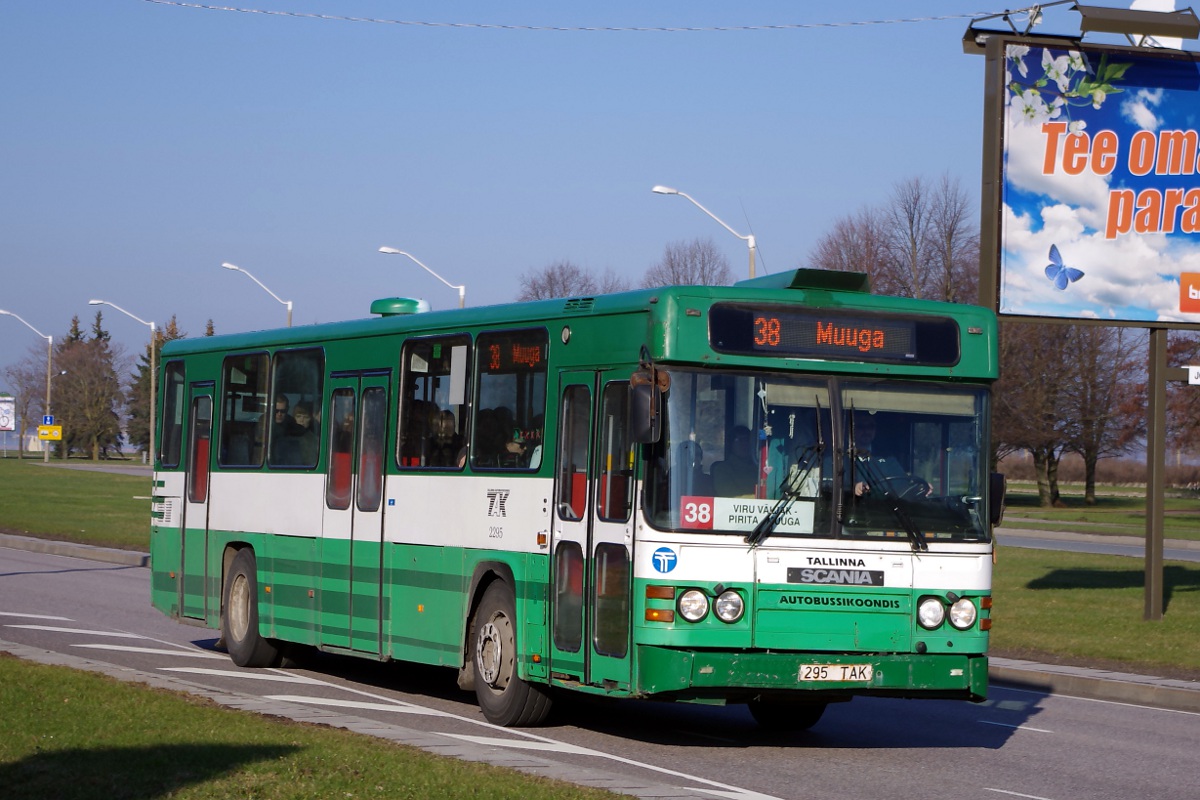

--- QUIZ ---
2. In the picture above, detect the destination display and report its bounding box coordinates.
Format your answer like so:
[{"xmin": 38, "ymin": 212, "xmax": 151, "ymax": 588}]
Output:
[{"xmin": 709, "ymin": 304, "xmax": 960, "ymax": 365}]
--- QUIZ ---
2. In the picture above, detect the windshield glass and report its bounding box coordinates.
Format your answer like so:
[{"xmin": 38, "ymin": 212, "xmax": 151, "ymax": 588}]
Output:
[{"xmin": 643, "ymin": 371, "xmax": 990, "ymax": 544}]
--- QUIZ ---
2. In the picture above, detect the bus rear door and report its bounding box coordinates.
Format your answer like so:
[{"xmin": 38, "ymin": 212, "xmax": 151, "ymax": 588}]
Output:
[
  {"xmin": 320, "ymin": 371, "xmax": 391, "ymax": 654},
  {"xmin": 550, "ymin": 372, "xmax": 634, "ymax": 691}
]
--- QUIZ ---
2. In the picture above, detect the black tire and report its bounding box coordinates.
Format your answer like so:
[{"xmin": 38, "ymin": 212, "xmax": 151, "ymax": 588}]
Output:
[
  {"xmin": 472, "ymin": 581, "xmax": 552, "ymax": 726},
  {"xmin": 747, "ymin": 698, "xmax": 827, "ymax": 731},
  {"xmin": 222, "ymin": 548, "xmax": 282, "ymax": 668}
]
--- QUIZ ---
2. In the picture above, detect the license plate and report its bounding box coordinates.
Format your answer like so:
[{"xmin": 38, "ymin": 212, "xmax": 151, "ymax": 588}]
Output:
[{"xmin": 798, "ymin": 663, "xmax": 873, "ymax": 682}]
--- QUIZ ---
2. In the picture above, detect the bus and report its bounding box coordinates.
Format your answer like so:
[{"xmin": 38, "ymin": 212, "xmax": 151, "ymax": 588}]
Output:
[{"xmin": 150, "ymin": 268, "xmax": 1003, "ymax": 729}]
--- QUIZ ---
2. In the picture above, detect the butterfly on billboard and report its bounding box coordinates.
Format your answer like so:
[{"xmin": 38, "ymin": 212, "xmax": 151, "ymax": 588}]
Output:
[{"xmin": 1045, "ymin": 244, "xmax": 1084, "ymax": 290}]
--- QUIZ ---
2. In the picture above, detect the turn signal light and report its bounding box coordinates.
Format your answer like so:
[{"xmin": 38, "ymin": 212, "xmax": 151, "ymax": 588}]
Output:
[
  {"xmin": 980, "ymin": 596, "xmax": 993, "ymax": 609},
  {"xmin": 981, "ymin": 619, "xmax": 993, "ymax": 631},
  {"xmin": 645, "ymin": 608, "xmax": 675, "ymax": 623},
  {"xmin": 646, "ymin": 585, "xmax": 675, "ymax": 600}
]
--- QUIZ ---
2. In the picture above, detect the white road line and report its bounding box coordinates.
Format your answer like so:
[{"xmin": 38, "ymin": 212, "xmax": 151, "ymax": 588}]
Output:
[
  {"xmin": 995, "ymin": 683, "xmax": 1200, "ymax": 716},
  {"xmin": 979, "ymin": 720, "xmax": 1054, "ymax": 733},
  {"xmin": 158, "ymin": 667, "xmax": 327, "ymax": 684},
  {"xmin": 256, "ymin": 676, "xmax": 784, "ymax": 800},
  {"xmin": 5, "ymin": 625, "xmax": 146, "ymax": 638},
  {"xmin": 984, "ymin": 789, "xmax": 1059, "ymax": 800},
  {"xmin": 0, "ymin": 612, "xmax": 73, "ymax": 621},
  {"xmin": 265, "ymin": 695, "xmax": 453, "ymax": 716},
  {"xmin": 72, "ymin": 644, "xmax": 226, "ymax": 659}
]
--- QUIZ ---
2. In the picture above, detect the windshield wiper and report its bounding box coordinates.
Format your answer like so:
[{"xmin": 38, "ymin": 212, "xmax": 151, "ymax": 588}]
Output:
[{"xmin": 745, "ymin": 444, "xmax": 820, "ymax": 548}]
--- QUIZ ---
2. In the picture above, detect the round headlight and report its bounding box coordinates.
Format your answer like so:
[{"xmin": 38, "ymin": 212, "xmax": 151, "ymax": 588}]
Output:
[
  {"xmin": 678, "ymin": 589, "xmax": 709, "ymax": 622},
  {"xmin": 917, "ymin": 597, "xmax": 945, "ymax": 629},
  {"xmin": 949, "ymin": 597, "xmax": 978, "ymax": 630},
  {"xmin": 714, "ymin": 590, "xmax": 744, "ymax": 623}
]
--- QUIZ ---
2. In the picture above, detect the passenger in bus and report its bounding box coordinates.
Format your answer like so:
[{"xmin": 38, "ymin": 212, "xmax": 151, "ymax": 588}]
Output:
[
  {"xmin": 400, "ymin": 399, "xmax": 434, "ymax": 466},
  {"xmin": 427, "ymin": 409, "xmax": 463, "ymax": 467},
  {"xmin": 710, "ymin": 426, "xmax": 759, "ymax": 497},
  {"xmin": 288, "ymin": 401, "xmax": 319, "ymax": 465}
]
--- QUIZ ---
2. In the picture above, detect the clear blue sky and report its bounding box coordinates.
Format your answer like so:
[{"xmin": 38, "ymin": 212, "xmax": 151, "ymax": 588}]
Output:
[{"xmin": 0, "ymin": 1, "xmax": 1156, "ymax": 398}]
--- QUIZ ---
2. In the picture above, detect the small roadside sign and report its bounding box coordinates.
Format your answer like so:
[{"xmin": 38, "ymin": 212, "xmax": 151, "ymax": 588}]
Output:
[
  {"xmin": 43, "ymin": 415, "xmax": 54, "ymax": 425},
  {"xmin": 37, "ymin": 425, "xmax": 62, "ymax": 441},
  {"xmin": 1189, "ymin": 366, "xmax": 1200, "ymax": 386}
]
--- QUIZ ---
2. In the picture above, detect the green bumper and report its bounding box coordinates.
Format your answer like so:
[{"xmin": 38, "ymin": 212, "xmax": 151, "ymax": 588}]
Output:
[{"xmin": 636, "ymin": 646, "xmax": 988, "ymax": 702}]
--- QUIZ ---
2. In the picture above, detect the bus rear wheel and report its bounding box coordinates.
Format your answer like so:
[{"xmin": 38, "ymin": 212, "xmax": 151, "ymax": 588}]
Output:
[
  {"xmin": 472, "ymin": 581, "xmax": 552, "ymax": 726},
  {"xmin": 222, "ymin": 548, "xmax": 282, "ymax": 668},
  {"xmin": 747, "ymin": 698, "xmax": 827, "ymax": 731}
]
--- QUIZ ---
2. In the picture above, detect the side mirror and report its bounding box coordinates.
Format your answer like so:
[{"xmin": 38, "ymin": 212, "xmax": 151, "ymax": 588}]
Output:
[
  {"xmin": 989, "ymin": 472, "xmax": 1007, "ymax": 526},
  {"xmin": 629, "ymin": 381, "xmax": 662, "ymax": 444}
]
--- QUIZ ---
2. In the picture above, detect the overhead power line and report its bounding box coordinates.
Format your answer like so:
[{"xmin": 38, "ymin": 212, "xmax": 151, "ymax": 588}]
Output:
[{"xmin": 143, "ymin": 1, "xmax": 1009, "ymax": 33}]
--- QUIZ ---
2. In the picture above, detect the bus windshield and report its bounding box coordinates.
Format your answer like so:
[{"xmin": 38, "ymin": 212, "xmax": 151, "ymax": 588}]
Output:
[{"xmin": 643, "ymin": 370, "xmax": 991, "ymax": 544}]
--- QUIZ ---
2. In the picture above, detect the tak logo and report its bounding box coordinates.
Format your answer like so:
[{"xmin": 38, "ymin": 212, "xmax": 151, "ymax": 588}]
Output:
[
  {"xmin": 1181, "ymin": 273, "xmax": 1200, "ymax": 313},
  {"xmin": 651, "ymin": 547, "xmax": 678, "ymax": 573},
  {"xmin": 486, "ymin": 489, "xmax": 510, "ymax": 518}
]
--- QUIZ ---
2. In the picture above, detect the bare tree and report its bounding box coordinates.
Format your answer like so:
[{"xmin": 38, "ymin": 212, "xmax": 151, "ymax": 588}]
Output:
[
  {"xmin": 809, "ymin": 174, "xmax": 978, "ymax": 303},
  {"xmin": 642, "ymin": 237, "xmax": 734, "ymax": 288},
  {"xmin": 2, "ymin": 342, "xmax": 48, "ymax": 457},
  {"xmin": 516, "ymin": 260, "xmax": 630, "ymax": 301}
]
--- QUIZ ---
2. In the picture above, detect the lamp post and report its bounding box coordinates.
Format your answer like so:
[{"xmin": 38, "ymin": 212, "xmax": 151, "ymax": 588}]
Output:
[
  {"xmin": 0, "ymin": 309, "xmax": 53, "ymax": 462},
  {"xmin": 378, "ymin": 247, "xmax": 466, "ymax": 308},
  {"xmin": 89, "ymin": 300, "xmax": 156, "ymax": 465},
  {"xmin": 652, "ymin": 185, "xmax": 757, "ymax": 279},
  {"xmin": 221, "ymin": 262, "xmax": 293, "ymax": 327}
]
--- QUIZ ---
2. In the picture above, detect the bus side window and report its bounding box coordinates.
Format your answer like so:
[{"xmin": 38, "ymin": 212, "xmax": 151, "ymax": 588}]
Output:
[
  {"xmin": 556, "ymin": 385, "xmax": 590, "ymax": 520},
  {"xmin": 218, "ymin": 353, "xmax": 269, "ymax": 469},
  {"xmin": 472, "ymin": 329, "xmax": 547, "ymax": 471},
  {"xmin": 398, "ymin": 336, "xmax": 470, "ymax": 470},
  {"xmin": 326, "ymin": 389, "xmax": 355, "ymax": 510}
]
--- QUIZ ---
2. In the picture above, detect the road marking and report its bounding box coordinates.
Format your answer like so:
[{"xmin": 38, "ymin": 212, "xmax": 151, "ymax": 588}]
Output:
[
  {"xmin": 158, "ymin": 667, "xmax": 327, "ymax": 684},
  {"xmin": 984, "ymin": 789, "xmax": 1059, "ymax": 800},
  {"xmin": 5, "ymin": 625, "xmax": 146, "ymax": 638},
  {"xmin": 265, "ymin": 695, "xmax": 453, "ymax": 716},
  {"xmin": 979, "ymin": 720, "xmax": 1053, "ymax": 733},
  {"xmin": 0, "ymin": 612, "xmax": 73, "ymax": 621},
  {"xmin": 995, "ymin": 683, "xmax": 1200, "ymax": 717},
  {"xmin": 73, "ymin": 644, "xmax": 226, "ymax": 659}
]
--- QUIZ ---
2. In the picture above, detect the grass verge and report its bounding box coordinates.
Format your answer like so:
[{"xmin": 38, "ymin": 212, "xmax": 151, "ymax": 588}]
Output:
[
  {"xmin": 992, "ymin": 545, "xmax": 1200, "ymax": 678},
  {"xmin": 0, "ymin": 653, "xmax": 619, "ymax": 800}
]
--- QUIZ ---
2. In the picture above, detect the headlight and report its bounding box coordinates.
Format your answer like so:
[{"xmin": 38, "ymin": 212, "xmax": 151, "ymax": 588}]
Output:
[
  {"xmin": 949, "ymin": 597, "xmax": 978, "ymax": 630},
  {"xmin": 678, "ymin": 589, "xmax": 709, "ymax": 622},
  {"xmin": 917, "ymin": 597, "xmax": 945, "ymax": 629},
  {"xmin": 714, "ymin": 590, "xmax": 744, "ymax": 623}
]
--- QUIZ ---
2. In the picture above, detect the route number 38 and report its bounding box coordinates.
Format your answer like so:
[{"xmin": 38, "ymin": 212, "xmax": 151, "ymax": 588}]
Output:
[{"xmin": 680, "ymin": 496, "xmax": 714, "ymax": 530}]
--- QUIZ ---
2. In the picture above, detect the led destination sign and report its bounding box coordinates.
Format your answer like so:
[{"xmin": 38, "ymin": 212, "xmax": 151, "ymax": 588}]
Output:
[{"xmin": 709, "ymin": 304, "xmax": 960, "ymax": 365}]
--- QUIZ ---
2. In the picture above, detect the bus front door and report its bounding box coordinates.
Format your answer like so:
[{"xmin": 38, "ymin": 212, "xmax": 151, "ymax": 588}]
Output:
[
  {"xmin": 320, "ymin": 372, "xmax": 391, "ymax": 654},
  {"xmin": 180, "ymin": 383, "xmax": 214, "ymax": 621},
  {"xmin": 550, "ymin": 373, "xmax": 634, "ymax": 691}
]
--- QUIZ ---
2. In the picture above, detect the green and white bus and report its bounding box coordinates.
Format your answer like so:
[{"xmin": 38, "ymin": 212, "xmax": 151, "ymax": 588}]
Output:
[{"xmin": 150, "ymin": 269, "xmax": 1003, "ymax": 729}]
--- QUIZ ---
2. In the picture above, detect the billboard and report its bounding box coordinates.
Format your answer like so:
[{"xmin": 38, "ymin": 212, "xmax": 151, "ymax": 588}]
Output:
[
  {"xmin": 994, "ymin": 40, "xmax": 1200, "ymax": 324},
  {"xmin": 0, "ymin": 396, "xmax": 13, "ymax": 432}
]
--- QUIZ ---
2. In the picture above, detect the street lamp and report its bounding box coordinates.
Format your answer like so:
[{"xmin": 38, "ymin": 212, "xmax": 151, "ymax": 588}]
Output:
[
  {"xmin": 221, "ymin": 262, "xmax": 293, "ymax": 327},
  {"xmin": 0, "ymin": 309, "xmax": 53, "ymax": 462},
  {"xmin": 378, "ymin": 247, "xmax": 466, "ymax": 308},
  {"xmin": 89, "ymin": 300, "xmax": 156, "ymax": 465},
  {"xmin": 652, "ymin": 185, "xmax": 758, "ymax": 279}
]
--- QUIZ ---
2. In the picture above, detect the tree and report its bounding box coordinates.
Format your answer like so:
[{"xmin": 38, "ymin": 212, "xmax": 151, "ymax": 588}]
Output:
[
  {"xmin": 2, "ymin": 342, "xmax": 48, "ymax": 458},
  {"xmin": 642, "ymin": 238, "xmax": 733, "ymax": 288},
  {"xmin": 993, "ymin": 321, "xmax": 1074, "ymax": 506},
  {"xmin": 1062, "ymin": 326, "xmax": 1141, "ymax": 504},
  {"xmin": 516, "ymin": 260, "xmax": 629, "ymax": 301},
  {"xmin": 54, "ymin": 312, "xmax": 126, "ymax": 460},
  {"xmin": 127, "ymin": 315, "xmax": 187, "ymax": 454},
  {"xmin": 1167, "ymin": 330, "xmax": 1200, "ymax": 460},
  {"xmin": 809, "ymin": 174, "xmax": 978, "ymax": 303}
]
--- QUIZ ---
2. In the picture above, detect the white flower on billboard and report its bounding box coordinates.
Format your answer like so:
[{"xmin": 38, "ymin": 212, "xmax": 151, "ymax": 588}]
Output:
[{"xmin": 1006, "ymin": 45, "xmax": 1132, "ymax": 128}]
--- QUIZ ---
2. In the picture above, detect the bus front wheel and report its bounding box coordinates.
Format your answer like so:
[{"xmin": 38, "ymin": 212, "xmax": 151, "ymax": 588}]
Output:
[
  {"xmin": 471, "ymin": 581, "xmax": 552, "ymax": 726},
  {"xmin": 222, "ymin": 548, "xmax": 282, "ymax": 668}
]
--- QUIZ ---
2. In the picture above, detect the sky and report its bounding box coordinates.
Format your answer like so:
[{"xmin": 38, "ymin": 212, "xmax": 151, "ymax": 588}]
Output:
[{"xmin": 0, "ymin": 0, "xmax": 1178, "ymax": 400}]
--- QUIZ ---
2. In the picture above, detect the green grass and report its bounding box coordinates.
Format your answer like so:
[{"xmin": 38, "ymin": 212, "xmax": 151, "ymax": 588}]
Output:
[
  {"xmin": 0, "ymin": 457, "xmax": 149, "ymax": 549},
  {"xmin": 1002, "ymin": 482, "xmax": 1200, "ymax": 541},
  {"xmin": 0, "ymin": 654, "xmax": 620, "ymax": 800},
  {"xmin": 992, "ymin": 546, "xmax": 1200, "ymax": 677}
]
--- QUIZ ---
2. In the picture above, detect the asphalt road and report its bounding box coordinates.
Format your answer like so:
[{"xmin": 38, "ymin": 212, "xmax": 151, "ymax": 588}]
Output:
[{"xmin": 2, "ymin": 545, "xmax": 1199, "ymax": 800}]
